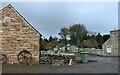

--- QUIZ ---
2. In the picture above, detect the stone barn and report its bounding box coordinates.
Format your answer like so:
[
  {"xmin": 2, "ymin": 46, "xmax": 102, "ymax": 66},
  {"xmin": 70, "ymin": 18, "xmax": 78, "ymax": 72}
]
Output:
[
  {"xmin": 0, "ymin": 4, "xmax": 42, "ymax": 64},
  {"xmin": 102, "ymin": 29, "xmax": 120, "ymax": 56}
]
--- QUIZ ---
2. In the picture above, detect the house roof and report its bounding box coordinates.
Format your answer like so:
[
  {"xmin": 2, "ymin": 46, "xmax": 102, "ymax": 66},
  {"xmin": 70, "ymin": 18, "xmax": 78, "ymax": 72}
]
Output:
[
  {"xmin": 1, "ymin": 4, "xmax": 42, "ymax": 37},
  {"xmin": 110, "ymin": 29, "xmax": 120, "ymax": 34},
  {"xmin": 102, "ymin": 38, "xmax": 111, "ymax": 46},
  {"xmin": 103, "ymin": 29, "xmax": 120, "ymax": 46}
]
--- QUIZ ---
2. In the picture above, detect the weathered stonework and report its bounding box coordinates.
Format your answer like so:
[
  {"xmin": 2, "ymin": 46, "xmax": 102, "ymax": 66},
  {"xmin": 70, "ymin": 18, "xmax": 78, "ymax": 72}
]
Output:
[
  {"xmin": 0, "ymin": 4, "xmax": 41, "ymax": 64},
  {"xmin": 102, "ymin": 29, "xmax": 119, "ymax": 56}
]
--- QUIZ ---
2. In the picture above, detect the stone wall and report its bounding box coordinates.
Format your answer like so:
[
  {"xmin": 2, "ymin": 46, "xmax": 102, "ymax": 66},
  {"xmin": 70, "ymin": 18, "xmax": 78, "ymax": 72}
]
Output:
[
  {"xmin": 0, "ymin": 5, "xmax": 41, "ymax": 64},
  {"xmin": 102, "ymin": 30, "xmax": 119, "ymax": 56},
  {"xmin": 82, "ymin": 48, "xmax": 104, "ymax": 56}
]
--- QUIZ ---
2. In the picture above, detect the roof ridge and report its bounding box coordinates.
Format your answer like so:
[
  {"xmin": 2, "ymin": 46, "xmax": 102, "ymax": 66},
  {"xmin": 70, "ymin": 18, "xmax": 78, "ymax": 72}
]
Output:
[{"xmin": 8, "ymin": 4, "xmax": 12, "ymax": 7}]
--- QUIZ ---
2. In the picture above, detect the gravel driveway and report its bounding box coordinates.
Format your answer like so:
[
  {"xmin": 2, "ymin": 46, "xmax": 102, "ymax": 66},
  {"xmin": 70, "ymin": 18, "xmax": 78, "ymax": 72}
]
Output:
[{"xmin": 2, "ymin": 56, "xmax": 119, "ymax": 73}]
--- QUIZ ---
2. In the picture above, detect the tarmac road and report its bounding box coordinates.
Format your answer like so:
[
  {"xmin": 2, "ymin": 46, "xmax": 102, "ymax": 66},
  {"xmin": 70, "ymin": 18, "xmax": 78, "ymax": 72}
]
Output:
[{"xmin": 2, "ymin": 56, "xmax": 119, "ymax": 73}]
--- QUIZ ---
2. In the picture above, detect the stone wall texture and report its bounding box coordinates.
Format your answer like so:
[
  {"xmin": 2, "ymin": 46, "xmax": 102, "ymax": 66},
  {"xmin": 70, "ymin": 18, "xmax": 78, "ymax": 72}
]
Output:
[
  {"xmin": 102, "ymin": 29, "xmax": 119, "ymax": 56},
  {"xmin": 0, "ymin": 4, "xmax": 41, "ymax": 64}
]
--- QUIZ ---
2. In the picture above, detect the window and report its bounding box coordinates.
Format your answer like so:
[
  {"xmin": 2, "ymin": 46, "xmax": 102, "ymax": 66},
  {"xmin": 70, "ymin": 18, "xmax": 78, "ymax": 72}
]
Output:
[{"xmin": 107, "ymin": 47, "xmax": 112, "ymax": 53}]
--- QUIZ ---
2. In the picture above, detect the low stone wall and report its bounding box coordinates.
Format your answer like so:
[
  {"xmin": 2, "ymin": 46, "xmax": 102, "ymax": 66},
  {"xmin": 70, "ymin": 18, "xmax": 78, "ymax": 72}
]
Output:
[{"xmin": 81, "ymin": 48, "xmax": 104, "ymax": 56}]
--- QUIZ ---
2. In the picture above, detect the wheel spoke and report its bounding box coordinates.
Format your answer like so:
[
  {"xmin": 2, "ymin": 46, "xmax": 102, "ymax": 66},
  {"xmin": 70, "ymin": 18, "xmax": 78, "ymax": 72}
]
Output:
[{"xmin": 19, "ymin": 56, "xmax": 24, "ymax": 59}]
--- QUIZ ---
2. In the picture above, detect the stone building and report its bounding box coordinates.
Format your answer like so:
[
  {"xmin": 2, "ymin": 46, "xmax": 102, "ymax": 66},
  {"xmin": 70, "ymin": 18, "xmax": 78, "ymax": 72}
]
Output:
[
  {"xmin": 0, "ymin": 4, "xmax": 42, "ymax": 64},
  {"xmin": 102, "ymin": 29, "xmax": 120, "ymax": 56}
]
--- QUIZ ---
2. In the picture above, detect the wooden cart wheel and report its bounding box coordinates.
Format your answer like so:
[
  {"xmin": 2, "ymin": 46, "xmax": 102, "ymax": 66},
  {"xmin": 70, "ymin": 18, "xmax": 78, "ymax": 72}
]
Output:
[
  {"xmin": 18, "ymin": 51, "xmax": 32, "ymax": 64},
  {"xmin": 2, "ymin": 54, "xmax": 7, "ymax": 64}
]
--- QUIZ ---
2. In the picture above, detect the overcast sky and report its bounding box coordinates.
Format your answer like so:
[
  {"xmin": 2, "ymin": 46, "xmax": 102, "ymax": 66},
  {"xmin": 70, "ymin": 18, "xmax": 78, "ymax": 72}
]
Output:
[{"xmin": 2, "ymin": 2, "xmax": 118, "ymax": 38}]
